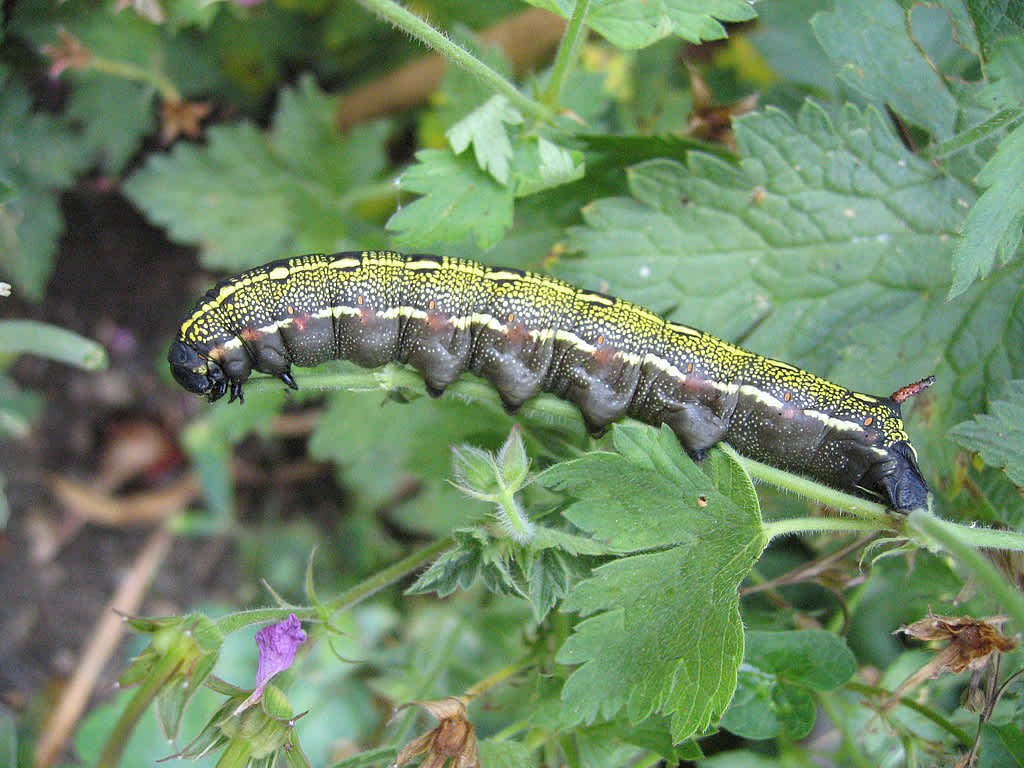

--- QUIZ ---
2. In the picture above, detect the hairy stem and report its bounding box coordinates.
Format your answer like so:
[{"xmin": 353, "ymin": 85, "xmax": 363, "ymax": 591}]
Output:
[
  {"xmin": 907, "ymin": 510, "xmax": 1024, "ymax": 632},
  {"xmin": 541, "ymin": 0, "xmax": 591, "ymax": 106},
  {"xmin": 215, "ymin": 536, "xmax": 453, "ymax": 635},
  {"xmin": 353, "ymin": 0, "xmax": 553, "ymax": 122}
]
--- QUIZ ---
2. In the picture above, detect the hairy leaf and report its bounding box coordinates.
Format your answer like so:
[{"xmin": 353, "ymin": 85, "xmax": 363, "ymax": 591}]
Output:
[
  {"xmin": 525, "ymin": 0, "xmax": 757, "ymax": 48},
  {"xmin": 388, "ymin": 148, "xmax": 515, "ymax": 250},
  {"xmin": 446, "ymin": 95, "xmax": 522, "ymax": 185},
  {"xmin": 951, "ymin": 380, "xmax": 1024, "ymax": 487},
  {"xmin": 544, "ymin": 424, "xmax": 764, "ymax": 740}
]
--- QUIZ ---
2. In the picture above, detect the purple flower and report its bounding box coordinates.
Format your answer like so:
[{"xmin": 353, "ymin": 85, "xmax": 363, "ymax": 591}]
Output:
[
  {"xmin": 235, "ymin": 614, "xmax": 306, "ymax": 715},
  {"xmin": 255, "ymin": 614, "xmax": 306, "ymax": 690}
]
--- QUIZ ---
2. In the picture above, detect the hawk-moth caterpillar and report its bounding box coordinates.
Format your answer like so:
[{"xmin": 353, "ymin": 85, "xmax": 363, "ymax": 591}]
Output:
[{"xmin": 169, "ymin": 251, "xmax": 932, "ymax": 512}]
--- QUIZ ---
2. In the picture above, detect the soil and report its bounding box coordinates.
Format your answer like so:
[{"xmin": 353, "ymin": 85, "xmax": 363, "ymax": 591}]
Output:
[{"xmin": 0, "ymin": 187, "xmax": 239, "ymax": 726}]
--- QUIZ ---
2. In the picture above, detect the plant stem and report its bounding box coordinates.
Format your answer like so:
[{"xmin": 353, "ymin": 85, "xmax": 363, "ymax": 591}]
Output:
[
  {"xmin": 215, "ymin": 536, "xmax": 453, "ymax": 635},
  {"xmin": 844, "ymin": 680, "xmax": 973, "ymax": 745},
  {"xmin": 463, "ymin": 654, "xmax": 535, "ymax": 702},
  {"xmin": 89, "ymin": 56, "xmax": 181, "ymax": 102},
  {"xmin": 924, "ymin": 108, "xmax": 1023, "ymax": 159},
  {"xmin": 907, "ymin": 510, "xmax": 1024, "ymax": 632},
  {"xmin": 736, "ymin": 455, "xmax": 894, "ymax": 526},
  {"xmin": 353, "ymin": 0, "xmax": 553, "ymax": 122},
  {"xmin": 541, "ymin": 0, "xmax": 591, "ymax": 106},
  {"xmin": 762, "ymin": 516, "xmax": 884, "ymax": 542}
]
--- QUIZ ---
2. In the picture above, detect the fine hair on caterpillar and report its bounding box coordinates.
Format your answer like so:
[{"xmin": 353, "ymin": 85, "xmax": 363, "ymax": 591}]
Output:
[{"xmin": 169, "ymin": 251, "xmax": 933, "ymax": 512}]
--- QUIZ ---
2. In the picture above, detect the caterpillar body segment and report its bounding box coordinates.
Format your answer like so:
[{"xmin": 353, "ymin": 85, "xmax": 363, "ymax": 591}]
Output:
[{"xmin": 169, "ymin": 251, "xmax": 932, "ymax": 512}]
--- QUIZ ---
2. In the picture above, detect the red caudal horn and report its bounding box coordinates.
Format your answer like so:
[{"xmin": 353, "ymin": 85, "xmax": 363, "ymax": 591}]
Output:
[{"xmin": 891, "ymin": 375, "xmax": 936, "ymax": 404}]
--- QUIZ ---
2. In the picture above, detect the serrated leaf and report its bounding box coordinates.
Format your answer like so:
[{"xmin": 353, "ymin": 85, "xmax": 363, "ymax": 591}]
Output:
[
  {"xmin": 812, "ymin": 0, "xmax": 959, "ymax": 139},
  {"xmin": 562, "ymin": 99, "xmax": 1022, "ymax": 441},
  {"xmin": 512, "ymin": 137, "xmax": 586, "ymax": 197},
  {"xmin": 0, "ymin": 77, "xmax": 89, "ymax": 299},
  {"xmin": 124, "ymin": 76, "xmax": 387, "ymax": 271},
  {"xmin": 949, "ymin": 121, "xmax": 1024, "ymax": 298},
  {"xmin": 547, "ymin": 424, "xmax": 764, "ymax": 739},
  {"xmin": 527, "ymin": 548, "xmax": 573, "ymax": 621},
  {"xmin": 951, "ymin": 380, "xmax": 1024, "ymax": 487},
  {"xmin": 446, "ymin": 95, "xmax": 522, "ymax": 185},
  {"xmin": 525, "ymin": 0, "xmax": 757, "ymax": 49},
  {"xmin": 966, "ymin": 0, "xmax": 1024, "ymax": 59},
  {"xmin": 408, "ymin": 530, "xmax": 486, "ymax": 597},
  {"xmin": 388, "ymin": 148, "xmax": 514, "ymax": 250},
  {"xmin": 720, "ymin": 630, "xmax": 856, "ymax": 740}
]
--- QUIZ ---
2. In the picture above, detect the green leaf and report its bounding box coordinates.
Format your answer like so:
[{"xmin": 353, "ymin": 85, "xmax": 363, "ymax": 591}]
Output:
[
  {"xmin": 124, "ymin": 76, "xmax": 388, "ymax": 272},
  {"xmin": 478, "ymin": 739, "xmax": 536, "ymax": 768},
  {"xmin": 527, "ymin": 547, "xmax": 574, "ymax": 621},
  {"xmin": 67, "ymin": 75, "xmax": 155, "ymax": 174},
  {"xmin": 750, "ymin": 0, "xmax": 839, "ymax": 97},
  {"xmin": 984, "ymin": 34, "xmax": 1024, "ymax": 108},
  {"xmin": 512, "ymin": 137, "xmax": 586, "ymax": 197},
  {"xmin": 950, "ymin": 380, "xmax": 1024, "ymax": 487},
  {"xmin": 977, "ymin": 721, "xmax": 1024, "ymax": 767},
  {"xmin": 719, "ymin": 630, "xmax": 857, "ymax": 740},
  {"xmin": 812, "ymin": 0, "xmax": 959, "ymax": 139},
  {"xmin": 0, "ymin": 320, "xmax": 107, "ymax": 370},
  {"xmin": 409, "ymin": 529, "xmax": 488, "ymax": 597},
  {"xmin": 545, "ymin": 424, "xmax": 764, "ymax": 739},
  {"xmin": 561, "ymin": 100, "xmax": 1015, "ymax": 440},
  {"xmin": 966, "ymin": 0, "xmax": 1024, "ymax": 59},
  {"xmin": 387, "ymin": 148, "xmax": 514, "ymax": 250},
  {"xmin": 525, "ymin": 0, "xmax": 758, "ymax": 49},
  {"xmin": 0, "ymin": 77, "xmax": 89, "ymax": 299},
  {"xmin": 949, "ymin": 121, "xmax": 1024, "ymax": 298},
  {"xmin": 446, "ymin": 95, "xmax": 523, "ymax": 185}
]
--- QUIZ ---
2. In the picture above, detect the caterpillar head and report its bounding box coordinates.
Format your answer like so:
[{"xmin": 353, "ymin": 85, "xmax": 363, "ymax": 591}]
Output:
[
  {"xmin": 864, "ymin": 440, "xmax": 930, "ymax": 513},
  {"xmin": 168, "ymin": 341, "xmax": 230, "ymax": 402}
]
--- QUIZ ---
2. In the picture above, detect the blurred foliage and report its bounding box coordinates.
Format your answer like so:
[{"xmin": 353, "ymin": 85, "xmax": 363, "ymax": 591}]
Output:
[{"xmin": 3, "ymin": 0, "xmax": 1024, "ymax": 767}]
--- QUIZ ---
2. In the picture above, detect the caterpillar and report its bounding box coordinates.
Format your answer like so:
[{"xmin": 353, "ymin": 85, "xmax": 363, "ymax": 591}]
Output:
[{"xmin": 169, "ymin": 251, "xmax": 933, "ymax": 512}]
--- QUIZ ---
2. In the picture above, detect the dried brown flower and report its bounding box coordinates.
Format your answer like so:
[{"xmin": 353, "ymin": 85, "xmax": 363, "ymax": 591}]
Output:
[
  {"xmin": 897, "ymin": 613, "xmax": 1017, "ymax": 674},
  {"xmin": 391, "ymin": 697, "xmax": 480, "ymax": 768},
  {"xmin": 160, "ymin": 99, "xmax": 212, "ymax": 143},
  {"xmin": 881, "ymin": 613, "xmax": 1018, "ymax": 712}
]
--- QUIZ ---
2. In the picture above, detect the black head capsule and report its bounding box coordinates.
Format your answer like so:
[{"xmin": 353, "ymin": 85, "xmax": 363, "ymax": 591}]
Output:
[
  {"xmin": 862, "ymin": 440, "xmax": 930, "ymax": 512},
  {"xmin": 168, "ymin": 341, "xmax": 229, "ymax": 402}
]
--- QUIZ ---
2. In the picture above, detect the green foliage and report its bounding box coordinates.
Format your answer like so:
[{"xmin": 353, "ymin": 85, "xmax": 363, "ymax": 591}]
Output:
[
  {"xmin": 7, "ymin": 0, "xmax": 1024, "ymax": 766},
  {"xmin": 720, "ymin": 630, "xmax": 856, "ymax": 740},
  {"xmin": 125, "ymin": 76, "xmax": 390, "ymax": 271},
  {"xmin": 526, "ymin": 0, "xmax": 758, "ymax": 48},
  {"xmin": 952, "ymin": 379, "xmax": 1024, "ymax": 487},
  {"xmin": 545, "ymin": 425, "xmax": 764, "ymax": 739}
]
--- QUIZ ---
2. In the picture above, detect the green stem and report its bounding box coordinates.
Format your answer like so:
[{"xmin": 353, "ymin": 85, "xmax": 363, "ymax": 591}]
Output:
[
  {"xmin": 907, "ymin": 510, "xmax": 1024, "ymax": 632},
  {"xmin": 844, "ymin": 680, "xmax": 973, "ymax": 746},
  {"xmin": 463, "ymin": 654, "xmax": 535, "ymax": 702},
  {"xmin": 735, "ymin": 454, "xmax": 894, "ymax": 527},
  {"xmin": 924, "ymin": 108, "xmax": 1023, "ymax": 159},
  {"xmin": 762, "ymin": 516, "xmax": 884, "ymax": 542},
  {"xmin": 97, "ymin": 653, "xmax": 182, "ymax": 768},
  {"xmin": 541, "ymin": 0, "xmax": 591, "ymax": 107},
  {"xmin": 89, "ymin": 56, "xmax": 180, "ymax": 102},
  {"xmin": 353, "ymin": 0, "xmax": 553, "ymax": 123},
  {"xmin": 215, "ymin": 536, "xmax": 453, "ymax": 635}
]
